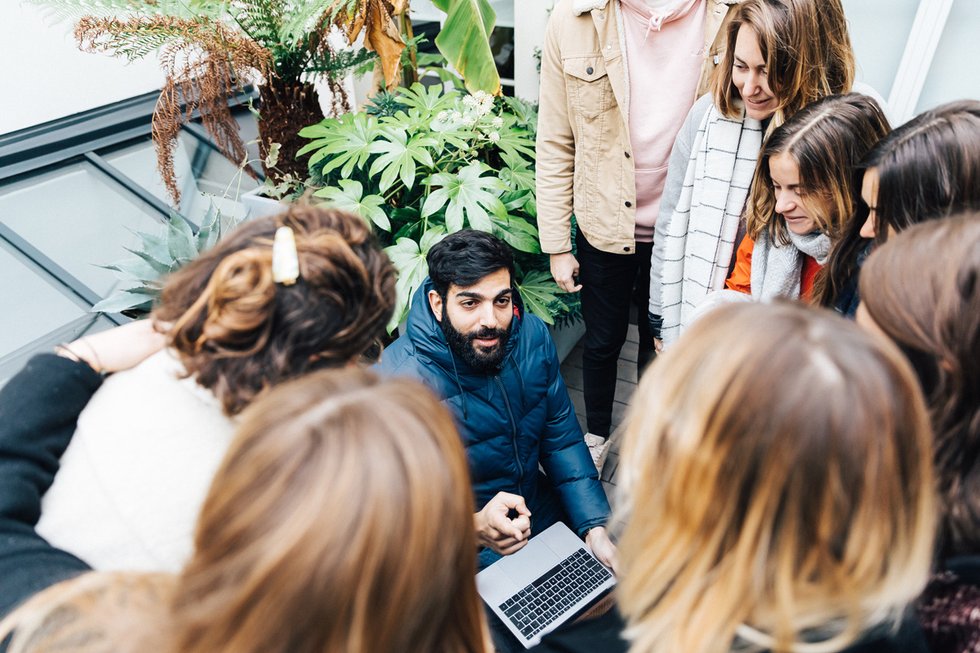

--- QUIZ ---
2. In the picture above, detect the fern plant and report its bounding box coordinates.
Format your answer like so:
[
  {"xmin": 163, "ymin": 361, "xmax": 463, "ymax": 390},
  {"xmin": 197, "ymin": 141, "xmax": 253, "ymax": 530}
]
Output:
[
  {"xmin": 29, "ymin": 0, "xmax": 385, "ymax": 206},
  {"xmin": 93, "ymin": 206, "xmax": 233, "ymax": 315}
]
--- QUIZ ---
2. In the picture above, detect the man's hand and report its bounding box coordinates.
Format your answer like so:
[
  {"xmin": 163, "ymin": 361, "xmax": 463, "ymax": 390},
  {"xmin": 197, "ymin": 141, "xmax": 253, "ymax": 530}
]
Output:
[
  {"xmin": 585, "ymin": 526, "xmax": 618, "ymax": 573},
  {"xmin": 56, "ymin": 319, "xmax": 167, "ymax": 374},
  {"xmin": 475, "ymin": 492, "xmax": 532, "ymax": 555},
  {"xmin": 550, "ymin": 252, "xmax": 582, "ymax": 293}
]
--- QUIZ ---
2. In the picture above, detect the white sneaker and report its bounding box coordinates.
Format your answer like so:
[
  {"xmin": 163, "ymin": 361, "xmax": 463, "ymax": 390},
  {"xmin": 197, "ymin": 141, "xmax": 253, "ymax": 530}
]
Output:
[{"xmin": 584, "ymin": 433, "xmax": 610, "ymax": 472}]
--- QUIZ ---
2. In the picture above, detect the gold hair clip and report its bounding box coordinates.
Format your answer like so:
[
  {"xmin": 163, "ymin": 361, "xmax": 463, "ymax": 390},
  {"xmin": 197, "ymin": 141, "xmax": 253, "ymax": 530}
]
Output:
[{"xmin": 272, "ymin": 226, "xmax": 300, "ymax": 286}]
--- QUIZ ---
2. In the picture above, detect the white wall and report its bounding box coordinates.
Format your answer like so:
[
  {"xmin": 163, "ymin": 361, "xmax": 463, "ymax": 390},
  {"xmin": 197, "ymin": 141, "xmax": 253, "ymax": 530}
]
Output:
[{"xmin": 0, "ymin": 3, "xmax": 166, "ymax": 136}]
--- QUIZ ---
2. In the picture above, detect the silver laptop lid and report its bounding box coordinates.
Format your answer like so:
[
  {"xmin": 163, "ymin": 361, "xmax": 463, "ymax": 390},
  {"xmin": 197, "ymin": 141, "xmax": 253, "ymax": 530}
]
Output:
[{"xmin": 476, "ymin": 522, "xmax": 616, "ymax": 648}]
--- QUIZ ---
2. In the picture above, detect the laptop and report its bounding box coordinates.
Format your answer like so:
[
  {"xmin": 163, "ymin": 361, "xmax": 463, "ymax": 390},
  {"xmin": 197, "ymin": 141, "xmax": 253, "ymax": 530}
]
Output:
[{"xmin": 476, "ymin": 522, "xmax": 616, "ymax": 648}]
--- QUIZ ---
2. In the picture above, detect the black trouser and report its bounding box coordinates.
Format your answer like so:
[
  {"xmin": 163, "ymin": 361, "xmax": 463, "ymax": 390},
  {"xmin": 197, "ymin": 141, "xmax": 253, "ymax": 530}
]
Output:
[{"xmin": 576, "ymin": 231, "xmax": 655, "ymax": 438}]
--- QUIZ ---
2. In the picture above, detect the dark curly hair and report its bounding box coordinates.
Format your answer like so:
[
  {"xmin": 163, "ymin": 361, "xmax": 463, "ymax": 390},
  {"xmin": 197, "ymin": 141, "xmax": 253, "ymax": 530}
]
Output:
[
  {"xmin": 154, "ymin": 205, "xmax": 396, "ymax": 415},
  {"xmin": 426, "ymin": 229, "xmax": 514, "ymax": 298}
]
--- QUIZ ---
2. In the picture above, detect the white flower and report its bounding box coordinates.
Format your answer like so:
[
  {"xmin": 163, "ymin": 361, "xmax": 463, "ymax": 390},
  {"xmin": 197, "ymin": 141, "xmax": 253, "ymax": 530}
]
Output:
[
  {"xmin": 462, "ymin": 115, "xmax": 477, "ymax": 127},
  {"xmin": 451, "ymin": 110, "xmax": 463, "ymax": 121},
  {"xmin": 436, "ymin": 110, "xmax": 449, "ymax": 122},
  {"xmin": 491, "ymin": 116, "xmax": 504, "ymax": 129},
  {"xmin": 462, "ymin": 95, "xmax": 479, "ymax": 109},
  {"xmin": 488, "ymin": 131, "xmax": 500, "ymax": 142}
]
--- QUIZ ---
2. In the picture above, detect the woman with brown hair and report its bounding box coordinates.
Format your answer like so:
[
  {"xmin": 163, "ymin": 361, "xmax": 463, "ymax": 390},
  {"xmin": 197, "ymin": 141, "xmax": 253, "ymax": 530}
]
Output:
[
  {"xmin": 536, "ymin": 302, "xmax": 935, "ymax": 653},
  {"xmin": 649, "ymin": 0, "xmax": 871, "ymax": 346},
  {"xmin": 820, "ymin": 100, "xmax": 980, "ymax": 317},
  {"xmin": 0, "ymin": 367, "xmax": 489, "ymax": 653},
  {"xmin": 32, "ymin": 204, "xmax": 396, "ymax": 574},
  {"xmin": 724, "ymin": 93, "xmax": 890, "ymax": 301},
  {"xmin": 857, "ymin": 216, "xmax": 980, "ymax": 652}
]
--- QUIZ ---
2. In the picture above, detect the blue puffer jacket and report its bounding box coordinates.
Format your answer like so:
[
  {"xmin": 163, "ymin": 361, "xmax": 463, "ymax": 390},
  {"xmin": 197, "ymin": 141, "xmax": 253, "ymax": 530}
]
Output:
[{"xmin": 379, "ymin": 280, "xmax": 610, "ymax": 537}]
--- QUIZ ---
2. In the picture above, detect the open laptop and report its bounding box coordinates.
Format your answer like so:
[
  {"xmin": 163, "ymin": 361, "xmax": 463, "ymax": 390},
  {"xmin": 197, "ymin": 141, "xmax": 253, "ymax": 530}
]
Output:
[{"xmin": 476, "ymin": 522, "xmax": 616, "ymax": 648}]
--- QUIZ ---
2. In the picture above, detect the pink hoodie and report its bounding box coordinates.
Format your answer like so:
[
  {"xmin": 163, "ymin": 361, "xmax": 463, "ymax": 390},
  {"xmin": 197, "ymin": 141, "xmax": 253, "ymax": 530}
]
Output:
[{"xmin": 619, "ymin": 0, "xmax": 706, "ymax": 242}]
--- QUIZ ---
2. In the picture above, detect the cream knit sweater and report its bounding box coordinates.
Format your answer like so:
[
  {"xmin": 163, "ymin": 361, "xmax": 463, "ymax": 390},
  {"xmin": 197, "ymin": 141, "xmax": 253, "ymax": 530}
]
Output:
[{"xmin": 36, "ymin": 349, "xmax": 236, "ymax": 573}]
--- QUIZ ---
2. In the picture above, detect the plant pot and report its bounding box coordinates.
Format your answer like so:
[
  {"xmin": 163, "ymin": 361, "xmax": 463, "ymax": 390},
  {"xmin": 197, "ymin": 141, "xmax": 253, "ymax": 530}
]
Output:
[
  {"xmin": 548, "ymin": 319, "xmax": 586, "ymax": 363},
  {"xmin": 241, "ymin": 187, "xmax": 288, "ymax": 220}
]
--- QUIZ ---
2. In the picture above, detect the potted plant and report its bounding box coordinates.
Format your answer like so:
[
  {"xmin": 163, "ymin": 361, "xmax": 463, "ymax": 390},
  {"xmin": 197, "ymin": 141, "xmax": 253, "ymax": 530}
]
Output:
[
  {"xmin": 297, "ymin": 81, "xmax": 577, "ymax": 330},
  {"xmin": 30, "ymin": 0, "xmax": 509, "ymax": 207},
  {"xmin": 29, "ymin": 0, "xmax": 391, "ymax": 205}
]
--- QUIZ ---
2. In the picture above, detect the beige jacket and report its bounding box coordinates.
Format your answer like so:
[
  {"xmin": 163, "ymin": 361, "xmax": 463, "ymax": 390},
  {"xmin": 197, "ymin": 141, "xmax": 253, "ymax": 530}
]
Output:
[{"xmin": 537, "ymin": 0, "xmax": 739, "ymax": 255}]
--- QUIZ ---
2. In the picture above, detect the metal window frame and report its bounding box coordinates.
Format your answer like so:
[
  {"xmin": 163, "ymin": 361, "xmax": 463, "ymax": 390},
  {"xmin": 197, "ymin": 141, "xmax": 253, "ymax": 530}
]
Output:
[
  {"xmin": 888, "ymin": 0, "xmax": 956, "ymax": 124},
  {"xmin": 0, "ymin": 88, "xmax": 257, "ymax": 378}
]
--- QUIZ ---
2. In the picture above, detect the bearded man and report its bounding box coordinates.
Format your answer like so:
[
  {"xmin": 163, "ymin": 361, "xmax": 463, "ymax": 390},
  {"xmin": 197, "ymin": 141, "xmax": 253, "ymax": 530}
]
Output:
[{"xmin": 379, "ymin": 230, "xmax": 615, "ymax": 574}]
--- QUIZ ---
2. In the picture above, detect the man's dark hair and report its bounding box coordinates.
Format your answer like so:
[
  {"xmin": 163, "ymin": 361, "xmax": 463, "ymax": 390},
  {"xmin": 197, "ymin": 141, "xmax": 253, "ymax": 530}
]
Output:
[{"xmin": 426, "ymin": 229, "xmax": 515, "ymax": 297}]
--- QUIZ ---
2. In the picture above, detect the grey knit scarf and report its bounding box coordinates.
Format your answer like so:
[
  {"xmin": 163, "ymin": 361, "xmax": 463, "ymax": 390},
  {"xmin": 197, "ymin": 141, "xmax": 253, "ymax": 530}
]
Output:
[{"xmin": 750, "ymin": 228, "xmax": 831, "ymax": 300}]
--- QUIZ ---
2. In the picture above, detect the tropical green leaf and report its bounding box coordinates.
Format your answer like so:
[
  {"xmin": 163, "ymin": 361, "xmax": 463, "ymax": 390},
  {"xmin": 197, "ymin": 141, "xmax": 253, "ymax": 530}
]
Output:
[
  {"xmin": 502, "ymin": 95, "xmax": 538, "ymax": 131},
  {"xmin": 383, "ymin": 226, "xmax": 447, "ymax": 331},
  {"xmin": 314, "ymin": 180, "xmax": 391, "ymax": 231},
  {"xmin": 516, "ymin": 269, "xmax": 565, "ymax": 325},
  {"xmin": 368, "ymin": 128, "xmax": 438, "ymax": 193},
  {"xmin": 396, "ymin": 82, "xmax": 456, "ymax": 119},
  {"xmin": 499, "ymin": 153, "xmax": 535, "ymax": 192},
  {"xmin": 431, "ymin": 0, "xmax": 500, "ymax": 95},
  {"xmin": 495, "ymin": 125, "xmax": 536, "ymax": 163},
  {"xmin": 425, "ymin": 162, "xmax": 506, "ymax": 232},
  {"xmin": 491, "ymin": 212, "xmax": 540, "ymax": 254},
  {"xmin": 298, "ymin": 112, "xmax": 381, "ymax": 178}
]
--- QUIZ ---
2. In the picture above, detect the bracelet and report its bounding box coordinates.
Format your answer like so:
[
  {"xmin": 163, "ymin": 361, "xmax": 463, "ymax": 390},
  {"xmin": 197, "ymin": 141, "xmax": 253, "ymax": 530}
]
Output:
[{"xmin": 55, "ymin": 339, "xmax": 103, "ymax": 374}]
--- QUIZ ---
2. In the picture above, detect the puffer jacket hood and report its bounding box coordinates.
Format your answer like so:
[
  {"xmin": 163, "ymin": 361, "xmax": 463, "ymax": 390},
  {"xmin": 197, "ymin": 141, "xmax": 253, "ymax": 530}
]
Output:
[{"xmin": 379, "ymin": 280, "xmax": 610, "ymax": 537}]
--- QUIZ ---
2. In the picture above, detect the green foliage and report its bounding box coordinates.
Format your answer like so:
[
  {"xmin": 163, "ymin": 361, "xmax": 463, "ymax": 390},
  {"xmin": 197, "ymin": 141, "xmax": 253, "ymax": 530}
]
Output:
[
  {"xmin": 92, "ymin": 206, "xmax": 233, "ymax": 315},
  {"xmin": 300, "ymin": 83, "xmax": 576, "ymax": 329}
]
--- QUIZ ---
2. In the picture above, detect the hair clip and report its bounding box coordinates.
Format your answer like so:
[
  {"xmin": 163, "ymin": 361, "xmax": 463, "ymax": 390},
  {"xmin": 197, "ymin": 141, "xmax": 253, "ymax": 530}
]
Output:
[{"xmin": 272, "ymin": 226, "xmax": 300, "ymax": 286}]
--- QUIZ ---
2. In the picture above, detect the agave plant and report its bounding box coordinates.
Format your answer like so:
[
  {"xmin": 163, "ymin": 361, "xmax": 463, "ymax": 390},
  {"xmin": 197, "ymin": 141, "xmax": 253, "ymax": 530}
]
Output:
[
  {"xmin": 29, "ymin": 0, "xmax": 386, "ymax": 205},
  {"xmin": 93, "ymin": 206, "xmax": 233, "ymax": 315}
]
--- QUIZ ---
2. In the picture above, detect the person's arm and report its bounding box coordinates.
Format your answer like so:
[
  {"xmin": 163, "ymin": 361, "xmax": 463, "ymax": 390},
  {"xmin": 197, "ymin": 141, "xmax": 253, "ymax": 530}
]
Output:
[
  {"xmin": 534, "ymin": 327, "xmax": 613, "ymax": 562},
  {"xmin": 0, "ymin": 321, "xmax": 166, "ymax": 619},
  {"xmin": 537, "ymin": 2, "xmax": 580, "ymax": 294},
  {"xmin": 650, "ymin": 94, "xmax": 713, "ymax": 345},
  {"xmin": 0, "ymin": 354, "xmax": 101, "ymax": 619},
  {"xmin": 724, "ymin": 235, "xmax": 754, "ymax": 294}
]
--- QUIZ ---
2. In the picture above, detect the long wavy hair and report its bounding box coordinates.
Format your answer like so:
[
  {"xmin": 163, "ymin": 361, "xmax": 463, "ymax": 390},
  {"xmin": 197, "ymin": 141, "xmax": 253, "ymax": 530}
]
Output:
[
  {"xmin": 745, "ymin": 93, "xmax": 890, "ymax": 247},
  {"xmin": 0, "ymin": 370, "xmax": 488, "ymax": 653},
  {"xmin": 859, "ymin": 215, "xmax": 980, "ymax": 560},
  {"xmin": 712, "ymin": 0, "xmax": 855, "ymax": 130},
  {"xmin": 615, "ymin": 302, "xmax": 935, "ymax": 653},
  {"xmin": 860, "ymin": 100, "xmax": 980, "ymax": 241},
  {"xmin": 155, "ymin": 204, "xmax": 396, "ymax": 415}
]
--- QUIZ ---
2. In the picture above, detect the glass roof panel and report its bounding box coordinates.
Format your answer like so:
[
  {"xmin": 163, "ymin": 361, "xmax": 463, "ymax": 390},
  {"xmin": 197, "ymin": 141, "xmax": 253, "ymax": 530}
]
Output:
[
  {"xmin": 0, "ymin": 245, "xmax": 89, "ymax": 359},
  {"xmin": 103, "ymin": 133, "xmax": 257, "ymax": 224},
  {"xmin": 0, "ymin": 161, "xmax": 166, "ymax": 298}
]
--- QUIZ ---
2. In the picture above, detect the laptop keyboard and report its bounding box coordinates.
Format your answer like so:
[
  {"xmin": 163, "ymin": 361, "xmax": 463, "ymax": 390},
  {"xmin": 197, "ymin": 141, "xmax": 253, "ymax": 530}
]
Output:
[{"xmin": 498, "ymin": 548, "xmax": 612, "ymax": 640}]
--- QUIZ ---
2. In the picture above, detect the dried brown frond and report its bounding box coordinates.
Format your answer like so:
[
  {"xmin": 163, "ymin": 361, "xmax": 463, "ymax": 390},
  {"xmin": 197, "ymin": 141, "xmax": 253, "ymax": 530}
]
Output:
[{"xmin": 76, "ymin": 15, "xmax": 272, "ymax": 205}]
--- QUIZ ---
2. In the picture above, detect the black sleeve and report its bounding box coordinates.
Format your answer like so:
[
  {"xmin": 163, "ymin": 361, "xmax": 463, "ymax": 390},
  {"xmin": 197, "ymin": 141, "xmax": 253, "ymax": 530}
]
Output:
[
  {"xmin": 530, "ymin": 608, "xmax": 628, "ymax": 653},
  {"xmin": 0, "ymin": 354, "xmax": 103, "ymax": 619}
]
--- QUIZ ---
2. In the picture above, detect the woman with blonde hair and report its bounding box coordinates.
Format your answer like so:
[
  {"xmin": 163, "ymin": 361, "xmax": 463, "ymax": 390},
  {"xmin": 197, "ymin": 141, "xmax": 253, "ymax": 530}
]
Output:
[
  {"xmin": 1, "ymin": 205, "xmax": 395, "ymax": 616},
  {"xmin": 0, "ymin": 366, "xmax": 489, "ymax": 653},
  {"xmin": 649, "ymin": 0, "xmax": 871, "ymax": 345},
  {"xmin": 857, "ymin": 216, "xmax": 980, "ymax": 652},
  {"xmin": 535, "ymin": 302, "xmax": 935, "ymax": 653}
]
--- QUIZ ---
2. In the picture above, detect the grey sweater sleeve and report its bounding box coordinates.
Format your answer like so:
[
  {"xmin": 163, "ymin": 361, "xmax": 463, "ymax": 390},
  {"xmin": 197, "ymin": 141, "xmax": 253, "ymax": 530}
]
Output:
[{"xmin": 649, "ymin": 93, "xmax": 713, "ymax": 317}]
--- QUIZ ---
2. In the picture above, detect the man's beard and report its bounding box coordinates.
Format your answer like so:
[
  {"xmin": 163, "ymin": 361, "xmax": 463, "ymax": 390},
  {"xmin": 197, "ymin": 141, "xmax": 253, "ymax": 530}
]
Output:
[{"xmin": 440, "ymin": 306, "xmax": 512, "ymax": 373}]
